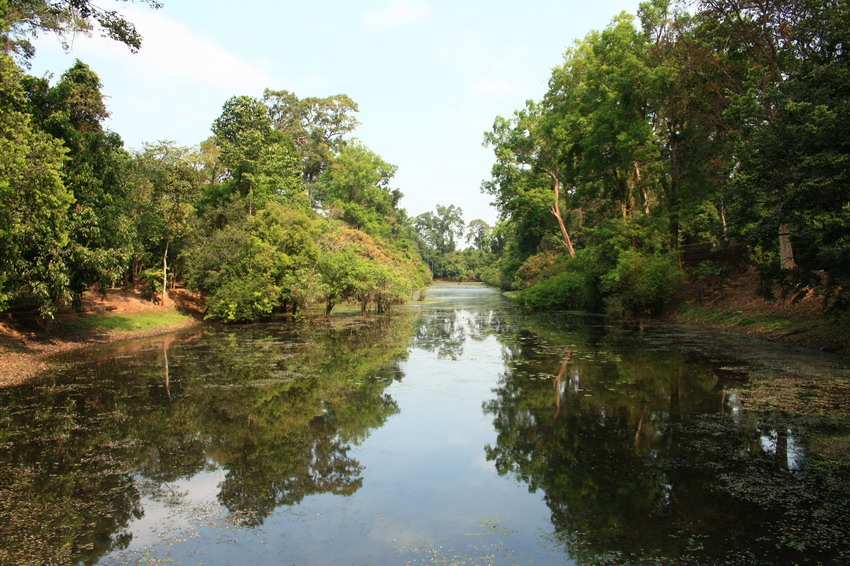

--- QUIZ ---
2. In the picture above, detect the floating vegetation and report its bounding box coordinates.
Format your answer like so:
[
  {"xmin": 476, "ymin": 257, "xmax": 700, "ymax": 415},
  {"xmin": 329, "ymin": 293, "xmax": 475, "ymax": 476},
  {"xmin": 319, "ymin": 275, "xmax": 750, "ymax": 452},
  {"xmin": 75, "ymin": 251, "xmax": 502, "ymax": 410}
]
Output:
[{"xmin": 406, "ymin": 517, "xmax": 522, "ymax": 565}]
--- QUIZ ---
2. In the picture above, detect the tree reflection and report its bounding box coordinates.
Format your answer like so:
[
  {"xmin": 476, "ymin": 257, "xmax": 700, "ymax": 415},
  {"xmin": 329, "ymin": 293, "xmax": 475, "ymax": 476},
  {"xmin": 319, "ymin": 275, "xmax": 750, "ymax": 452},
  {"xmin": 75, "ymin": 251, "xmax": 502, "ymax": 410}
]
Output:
[
  {"xmin": 484, "ymin": 317, "xmax": 850, "ymax": 564},
  {"xmin": 414, "ymin": 308, "xmax": 503, "ymax": 359},
  {"xmin": 0, "ymin": 312, "xmax": 416, "ymax": 563}
]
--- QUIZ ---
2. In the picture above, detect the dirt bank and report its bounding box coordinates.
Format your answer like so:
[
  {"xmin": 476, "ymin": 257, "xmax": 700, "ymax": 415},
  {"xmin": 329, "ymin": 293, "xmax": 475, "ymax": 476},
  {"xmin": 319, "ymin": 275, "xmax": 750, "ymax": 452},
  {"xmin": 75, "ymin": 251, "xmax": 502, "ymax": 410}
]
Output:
[
  {"xmin": 3, "ymin": 273, "xmax": 847, "ymax": 388},
  {"xmin": 0, "ymin": 288, "xmax": 203, "ymax": 387},
  {"xmin": 669, "ymin": 267, "xmax": 850, "ymax": 356}
]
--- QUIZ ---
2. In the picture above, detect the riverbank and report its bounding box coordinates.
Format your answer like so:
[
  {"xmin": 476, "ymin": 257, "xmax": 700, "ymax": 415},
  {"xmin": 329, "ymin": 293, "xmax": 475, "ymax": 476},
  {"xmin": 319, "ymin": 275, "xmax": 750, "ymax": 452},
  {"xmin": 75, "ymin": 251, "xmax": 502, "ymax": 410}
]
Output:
[
  {"xmin": 0, "ymin": 288, "xmax": 203, "ymax": 387},
  {"xmin": 2, "ymin": 274, "xmax": 847, "ymax": 388},
  {"xmin": 668, "ymin": 267, "xmax": 850, "ymax": 356}
]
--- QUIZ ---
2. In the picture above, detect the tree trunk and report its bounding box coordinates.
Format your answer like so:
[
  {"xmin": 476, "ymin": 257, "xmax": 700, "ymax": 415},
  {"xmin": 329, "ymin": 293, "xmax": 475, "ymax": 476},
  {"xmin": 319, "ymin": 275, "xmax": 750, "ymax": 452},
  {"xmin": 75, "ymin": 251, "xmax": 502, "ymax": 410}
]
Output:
[
  {"xmin": 634, "ymin": 161, "xmax": 650, "ymax": 214},
  {"xmin": 718, "ymin": 201, "xmax": 728, "ymax": 242},
  {"xmin": 547, "ymin": 171, "xmax": 577, "ymax": 258},
  {"xmin": 779, "ymin": 224, "xmax": 796, "ymax": 269}
]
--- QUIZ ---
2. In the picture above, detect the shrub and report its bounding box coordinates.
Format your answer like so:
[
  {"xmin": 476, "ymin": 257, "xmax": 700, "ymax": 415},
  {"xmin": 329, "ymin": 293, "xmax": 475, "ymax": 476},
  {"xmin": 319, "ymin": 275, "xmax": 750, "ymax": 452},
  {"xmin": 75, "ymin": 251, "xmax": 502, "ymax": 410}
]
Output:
[
  {"xmin": 515, "ymin": 269, "xmax": 595, "ymax": 311},
  {"xmin": 514, "ymin": 251, "xmax": 564, "ymax": 290},
  {"xmin": 601, "ymin": 250, "xmax": 685, "ymax": 314},
  {"xmin": 204, "ymin": 277, "xmax": 280, "ymax": 322}
]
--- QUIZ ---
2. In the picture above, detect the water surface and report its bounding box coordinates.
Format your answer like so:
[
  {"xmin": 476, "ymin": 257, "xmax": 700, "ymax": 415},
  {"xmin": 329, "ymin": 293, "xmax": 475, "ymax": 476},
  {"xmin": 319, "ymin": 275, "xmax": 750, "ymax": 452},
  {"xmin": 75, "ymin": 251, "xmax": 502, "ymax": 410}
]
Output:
[{"xmin": 1, "ymin": 283, "xmax": 849, "ymax": 565}]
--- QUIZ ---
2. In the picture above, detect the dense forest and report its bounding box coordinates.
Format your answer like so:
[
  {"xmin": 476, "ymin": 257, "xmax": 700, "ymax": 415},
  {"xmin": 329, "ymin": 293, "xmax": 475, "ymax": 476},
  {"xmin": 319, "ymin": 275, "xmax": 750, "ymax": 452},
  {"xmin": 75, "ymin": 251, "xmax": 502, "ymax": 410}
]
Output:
[
  {"xmin": 481, "ymin": 0, "xmax": 850, "ymax": 315},
  {"xmin": 0, "ymin": 0, "xmax": 490, "ymax": 322},
  {"xmin": 1, "ymin": 0, "xmax": 848, "ymax": 323}
]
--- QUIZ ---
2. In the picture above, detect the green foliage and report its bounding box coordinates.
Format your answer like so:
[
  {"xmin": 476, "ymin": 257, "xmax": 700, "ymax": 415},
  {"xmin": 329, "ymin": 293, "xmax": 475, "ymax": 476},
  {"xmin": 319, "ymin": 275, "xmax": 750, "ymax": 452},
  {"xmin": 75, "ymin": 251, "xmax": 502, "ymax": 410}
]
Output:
[
  {"xmin": 601, "ymin": 249, "xmax": 685, "ymax": 314},
  {"xmin": 318, "ymin": 140, "xmax": 403, "ymax": 238},
  {"xmin": 0, "ymin": 53, "xmax": 73, "ymax": 317},
  {"xmin": 0, "ymin": 22, "xmax": 429, "ymax": 323},
  {"xmin": 263, "ymin": 89, "xmax": 359, "ymax": 204},
  {"xmin": 204, "ymin": 276, "xmax": 280, "ymax": 323},
  {"xmin": 515, "ymin": 269, "xmax": 596, "ymax": 311},
  {"xmin": 25, "ymin": 60, "xmax": 137, "ymax": 303},
  {"xmin": 1, "ymin": 0, "xmax": 162, "ymax": 62},
  {"xmin": 482, "ymin": 0, "xmax": 850, "ymax": 314},
  {"xmin": 412, "ymin": 205, "xmax": 492, "ymax": 280},
  {"xmin": 186, "ymin": 203, "xmax": 317, "ymax": 321},
  {"xmin": 185, "ymin": 199, "xmax": 428, "ymax": 322}
]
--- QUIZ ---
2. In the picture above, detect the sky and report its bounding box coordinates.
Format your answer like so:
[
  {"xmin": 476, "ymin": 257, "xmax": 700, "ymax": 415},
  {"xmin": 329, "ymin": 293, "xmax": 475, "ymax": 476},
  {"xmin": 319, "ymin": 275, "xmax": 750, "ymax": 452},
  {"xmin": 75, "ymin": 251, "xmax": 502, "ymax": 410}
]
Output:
[{"xmin": 28, "ymin": 0, "xmax": 645, "ymax": 226}]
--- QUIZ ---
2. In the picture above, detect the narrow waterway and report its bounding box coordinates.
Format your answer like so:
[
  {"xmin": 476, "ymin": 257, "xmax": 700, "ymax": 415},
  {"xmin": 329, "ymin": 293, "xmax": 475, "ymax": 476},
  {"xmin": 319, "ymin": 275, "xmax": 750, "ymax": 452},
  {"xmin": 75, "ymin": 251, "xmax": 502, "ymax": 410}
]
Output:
[{"xmin": 1, "ymin": 283, "xmax": 849, "ymax": 565}]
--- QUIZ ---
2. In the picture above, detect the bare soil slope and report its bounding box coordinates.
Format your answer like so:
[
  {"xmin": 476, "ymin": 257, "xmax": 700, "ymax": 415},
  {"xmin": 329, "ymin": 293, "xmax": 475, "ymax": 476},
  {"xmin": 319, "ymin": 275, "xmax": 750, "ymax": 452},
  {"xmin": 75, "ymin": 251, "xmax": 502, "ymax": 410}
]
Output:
[
  {"xmin": 671, "ymin": 266, "xmax": 849, "ymax": 355},
  {"xmin": 0, "ymin": 288, "xmax": 202, "ymax": 386}
]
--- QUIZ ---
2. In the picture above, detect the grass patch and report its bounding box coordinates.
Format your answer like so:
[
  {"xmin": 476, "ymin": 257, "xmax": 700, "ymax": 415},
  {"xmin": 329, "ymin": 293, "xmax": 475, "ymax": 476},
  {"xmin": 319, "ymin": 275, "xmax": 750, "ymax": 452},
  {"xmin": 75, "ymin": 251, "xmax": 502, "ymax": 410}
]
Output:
[
  {"xmin": 677, "ymin": 305, "xmax": 818, "ymax": 335},
  {"xmin": 59, "ymin": 310, "xmax": 191, "ymax": 334}
]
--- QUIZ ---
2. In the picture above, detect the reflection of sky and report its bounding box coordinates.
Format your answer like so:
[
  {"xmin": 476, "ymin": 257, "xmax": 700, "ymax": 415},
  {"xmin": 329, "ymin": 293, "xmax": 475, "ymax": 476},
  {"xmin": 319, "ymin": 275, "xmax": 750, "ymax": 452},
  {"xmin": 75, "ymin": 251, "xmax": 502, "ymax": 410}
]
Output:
[
  {"xmin": 760, "ymin": 429, "xmax": 806, "ymax": 471},
  {"xmin": 128, "ymin": 468, "xmax": 227, "ymax": 547},
  {"xmin": 106, "ymin": 288, "xmax": 567, "ymax": 565}
]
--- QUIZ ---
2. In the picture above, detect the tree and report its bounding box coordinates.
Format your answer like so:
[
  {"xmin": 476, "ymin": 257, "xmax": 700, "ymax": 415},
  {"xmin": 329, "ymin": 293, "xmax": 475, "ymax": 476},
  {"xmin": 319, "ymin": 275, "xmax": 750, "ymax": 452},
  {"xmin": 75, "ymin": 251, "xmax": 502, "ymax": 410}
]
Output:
[
  {"xmin": 465, "ymin": 219, "xmax": 492, "ymax": 251},
  {"xmin": 132, "ymin": 141, "xmax": 203, "ymax": 302},
  {"xmin": 263, "ymin": 89, "xmax": 359, "ymax": 206},
  {"xmin": 484, "ymin": 102, "xmax": 577, "ymax": 258},
  {"xmin": 317, "ymin": 226, "xmax": 425, "ymax": 315},
  {"xmin": 211, "ymin": 97, "xmax": 302, "ymax": 213},
  {"xmin": 24, "ymin": 60, "xmax": 136, "ymax": 303},
  {"xmin": 415, "ymin": 204, "xmax": 464, "ymax": 255},
  {"xmin": 0, "ymin": 52, "xmax": 72, "ymax": 316},
  {"xmin": 1, "ymin": 0, "xmax": 163, "ymax": 62},
  {"xmin": 413, "ymin": 205, "xmax": 466, "ymax": 279},
  {"xmin": 211, "ymin": 95, "xmax": 273, "ymax": 212},
  {"xmin": 714, "ymin": 0, "xmax": 850, "ymax": 308},
  {"xmin": 317, "ymin": 140, "xmax": 400, "ymax": 237}
]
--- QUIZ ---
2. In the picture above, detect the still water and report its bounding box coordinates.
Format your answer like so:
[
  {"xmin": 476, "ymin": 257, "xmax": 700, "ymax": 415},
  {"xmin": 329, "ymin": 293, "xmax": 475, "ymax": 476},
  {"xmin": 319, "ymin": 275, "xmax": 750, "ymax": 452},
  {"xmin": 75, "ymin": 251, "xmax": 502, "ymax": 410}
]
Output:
[{"xmin": 2, "ymin": 283, "xmax": 850, "ymax": 565}]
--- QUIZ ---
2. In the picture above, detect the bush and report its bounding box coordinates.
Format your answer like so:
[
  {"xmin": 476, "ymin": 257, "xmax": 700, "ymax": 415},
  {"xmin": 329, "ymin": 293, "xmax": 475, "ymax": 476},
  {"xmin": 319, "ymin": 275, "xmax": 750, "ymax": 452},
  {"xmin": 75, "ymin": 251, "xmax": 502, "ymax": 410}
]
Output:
[
  {"xmin": 138, "ymin": 267, "xmax": 164, "ymax": 299},
  {"xmin": 601, "ymin": 250, "xmax": 685, "ymax": 314},
  {"xmin": 204, "ymin": 277, "xmax": 280, "ymax": 322},
  {"xmin": 513, "ymin": 251, "xmax": 564, "ymax": 290},
  {"xmin": 515, "ymin": 269, "xmax": 595, "ymax": 311}
]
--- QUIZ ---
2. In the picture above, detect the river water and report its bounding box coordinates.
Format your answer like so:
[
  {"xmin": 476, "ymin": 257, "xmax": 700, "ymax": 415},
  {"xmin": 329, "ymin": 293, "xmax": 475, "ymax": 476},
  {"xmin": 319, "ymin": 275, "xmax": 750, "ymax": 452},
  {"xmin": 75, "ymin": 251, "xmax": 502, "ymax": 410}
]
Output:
[{"xmin": 1, "ymin": 283, "xmax": 850, "ymax": 565}]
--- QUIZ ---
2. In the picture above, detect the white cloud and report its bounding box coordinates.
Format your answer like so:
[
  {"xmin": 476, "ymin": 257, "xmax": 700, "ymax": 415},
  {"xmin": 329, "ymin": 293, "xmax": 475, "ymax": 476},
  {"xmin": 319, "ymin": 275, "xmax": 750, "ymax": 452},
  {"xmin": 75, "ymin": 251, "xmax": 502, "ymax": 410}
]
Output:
[
  {"xmin": 469, "ymin": 78, "xmax": 528, "ymax": 98},
  {"xmin": 121, "ymin": 8, "xmax": 278, "ymax": 92},
  {"xmin": 57, "ymin": 5, "xmax": 281, "ymax": 94},
  {"xmin": 362, "ymin": 0, "xmax": 431, "ymax": 32}
]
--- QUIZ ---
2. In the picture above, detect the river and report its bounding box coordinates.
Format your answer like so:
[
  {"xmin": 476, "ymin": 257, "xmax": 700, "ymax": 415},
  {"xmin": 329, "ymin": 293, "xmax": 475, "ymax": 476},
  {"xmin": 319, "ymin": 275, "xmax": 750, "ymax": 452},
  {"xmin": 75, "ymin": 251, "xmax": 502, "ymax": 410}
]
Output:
[{"xmin": 1, "ymin": 283, "xmax": 849, "ymax": 565}]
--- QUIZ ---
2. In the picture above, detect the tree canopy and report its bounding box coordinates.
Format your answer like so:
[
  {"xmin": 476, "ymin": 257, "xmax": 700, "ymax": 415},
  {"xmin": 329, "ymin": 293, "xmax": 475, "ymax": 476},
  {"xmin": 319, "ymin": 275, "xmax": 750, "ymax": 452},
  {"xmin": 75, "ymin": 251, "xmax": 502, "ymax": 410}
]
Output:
[
  {"xmin": 483, "ymin": 0, "xmax": 850, "ymax": 313},
  {"xmin": 0, "ymin": 19, "xmax": 431, "ymax": 320},
  {"xmin": 1, "ymin": 0, "xmax": 162, "ymax": 62}
]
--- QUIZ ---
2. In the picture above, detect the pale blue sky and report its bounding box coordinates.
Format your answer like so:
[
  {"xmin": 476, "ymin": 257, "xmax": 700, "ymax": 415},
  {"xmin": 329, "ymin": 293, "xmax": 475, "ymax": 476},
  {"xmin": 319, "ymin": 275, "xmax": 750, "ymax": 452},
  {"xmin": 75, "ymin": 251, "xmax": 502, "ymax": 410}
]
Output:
[{"xmin": 29, "ymin": 0, "xmax": 644, "ymax": 226}]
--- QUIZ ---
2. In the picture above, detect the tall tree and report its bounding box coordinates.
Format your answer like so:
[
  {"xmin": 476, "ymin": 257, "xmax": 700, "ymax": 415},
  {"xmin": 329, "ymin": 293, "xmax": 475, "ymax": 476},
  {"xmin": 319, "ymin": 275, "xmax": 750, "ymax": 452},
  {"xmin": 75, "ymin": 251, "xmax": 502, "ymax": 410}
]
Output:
[
  {"xmin": 211, "ymin": 95, "xmax": 301, "ymax": 213},
  {"xmin": 484, "ymin": 102, "xmax": 577, "ymax": 258},
  {"xmin": 317, "ymin": 140, "xmax": 404, "ymax": 239},
  {"xmin": 0, "ymin": 52, "xmax": 71, "ymax": 316},
  {"xmin": 465, "ymin": 219, "xmax": 492, "ymax": 251},
  {"xmin": 25, "ymin": 59, "xmax": 135, "ymax": 303},
  {"xmin": 263, "ymin": 89, "xmax": 359, "ymax": 206},
  {"xmin": 132, "ymin": 141, "xmax": 203, "ymax": 302},
  {"xmin": 711, "ymin": 0, "xmax": 850, "ymax": 307},
  {"xmin": 415, "ymin": 205, "xmax": 464, "ymax": 256}
]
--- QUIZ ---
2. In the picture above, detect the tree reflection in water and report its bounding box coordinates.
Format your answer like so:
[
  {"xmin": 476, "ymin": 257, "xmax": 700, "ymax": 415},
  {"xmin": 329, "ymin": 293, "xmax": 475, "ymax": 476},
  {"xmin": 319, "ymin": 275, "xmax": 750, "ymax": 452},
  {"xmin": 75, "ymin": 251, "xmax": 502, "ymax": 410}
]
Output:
[
  {"xmin": 2, "ymin": 291, "xmax": 850, "ymax": 565},
  {"xmin": 0, "ymin": 312, "xmax": 416, "ymax": 564},
  {"xmin": 484, "ymin": 313, "xmax": 850, "ymax": 564}
]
